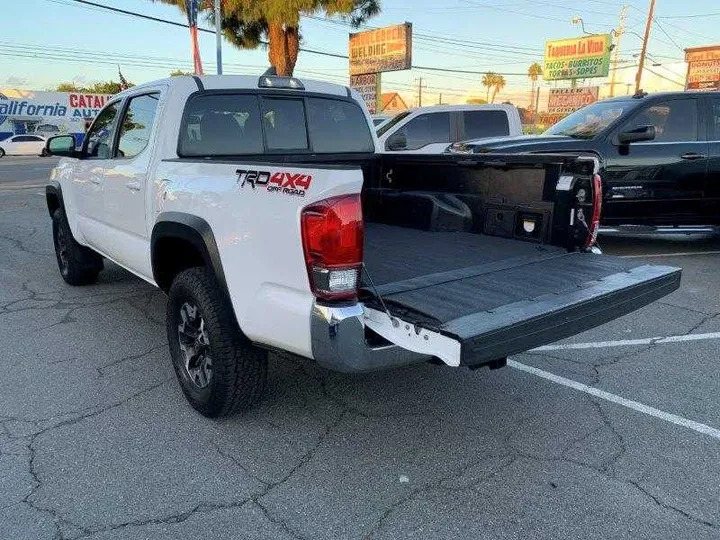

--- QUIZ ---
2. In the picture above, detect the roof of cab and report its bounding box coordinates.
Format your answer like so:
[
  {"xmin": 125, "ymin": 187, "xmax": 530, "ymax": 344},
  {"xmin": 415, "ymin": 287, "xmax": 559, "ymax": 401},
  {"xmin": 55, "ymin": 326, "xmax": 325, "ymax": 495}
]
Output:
[{"xmin": 113, "ymin": 74, "xmax": 352, "ymax": 99}]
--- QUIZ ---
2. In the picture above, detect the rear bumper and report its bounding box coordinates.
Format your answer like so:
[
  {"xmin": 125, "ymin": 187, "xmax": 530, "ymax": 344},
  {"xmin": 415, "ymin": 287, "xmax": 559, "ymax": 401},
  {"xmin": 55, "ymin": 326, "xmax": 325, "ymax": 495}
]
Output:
[
  {"xmin": 310, "ymin": 303, "xmax": 431, "ymax": 373},
  {"xmin": 443, "ymin": 264, "xmax": 681, "ymax": 366}
]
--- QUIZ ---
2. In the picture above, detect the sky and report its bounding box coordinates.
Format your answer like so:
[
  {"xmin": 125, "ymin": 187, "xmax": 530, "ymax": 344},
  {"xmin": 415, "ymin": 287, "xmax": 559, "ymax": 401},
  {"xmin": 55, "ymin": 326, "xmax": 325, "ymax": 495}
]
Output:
[{"xmin": 1, "ymin": 0, "xmax": 717, "ymax": 109}]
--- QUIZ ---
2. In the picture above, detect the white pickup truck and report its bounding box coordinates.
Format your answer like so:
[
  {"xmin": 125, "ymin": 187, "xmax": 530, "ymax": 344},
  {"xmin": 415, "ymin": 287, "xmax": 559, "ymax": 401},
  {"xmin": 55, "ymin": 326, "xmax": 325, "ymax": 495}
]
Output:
[{"xmin": 44, "ymin": 75, "xmax": 681, "ymax": 417}]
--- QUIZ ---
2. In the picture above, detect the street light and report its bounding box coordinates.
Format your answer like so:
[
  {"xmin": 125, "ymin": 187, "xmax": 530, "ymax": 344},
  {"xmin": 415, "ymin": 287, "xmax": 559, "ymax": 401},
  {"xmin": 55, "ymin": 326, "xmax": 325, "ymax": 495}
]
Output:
[{"xmin": 571, "ymin": 16, "xmax": 592, "ymax": 35}]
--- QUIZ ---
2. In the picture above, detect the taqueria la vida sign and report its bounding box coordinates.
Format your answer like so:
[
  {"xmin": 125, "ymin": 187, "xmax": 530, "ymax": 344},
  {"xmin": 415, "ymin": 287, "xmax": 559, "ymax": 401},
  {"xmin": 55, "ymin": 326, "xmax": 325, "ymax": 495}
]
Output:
[{"xmin": 543, "ymin": 34, "xmax": 612, "ymax": 81}]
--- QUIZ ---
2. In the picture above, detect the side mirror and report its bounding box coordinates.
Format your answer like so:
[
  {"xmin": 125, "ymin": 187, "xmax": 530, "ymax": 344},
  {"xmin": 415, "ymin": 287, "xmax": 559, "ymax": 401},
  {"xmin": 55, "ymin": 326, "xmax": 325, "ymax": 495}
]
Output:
[
  {"xmin": 46, "ymin": 135, "xmax": 78, "ymax": 157},
  {"xmin": 618, "ymin": 125, "xmax": 655, "ymax": 145},
  {"xmin": 386, "ymin": 132, "xmax": 407, "ymax": 151}
]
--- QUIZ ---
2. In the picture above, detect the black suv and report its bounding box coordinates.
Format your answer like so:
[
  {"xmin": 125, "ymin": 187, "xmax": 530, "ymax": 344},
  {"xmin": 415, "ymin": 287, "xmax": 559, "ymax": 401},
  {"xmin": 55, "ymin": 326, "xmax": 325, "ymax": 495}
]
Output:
[{"xmin": 450, "ymin": 92, "xmax": 720, "ymax": 226}]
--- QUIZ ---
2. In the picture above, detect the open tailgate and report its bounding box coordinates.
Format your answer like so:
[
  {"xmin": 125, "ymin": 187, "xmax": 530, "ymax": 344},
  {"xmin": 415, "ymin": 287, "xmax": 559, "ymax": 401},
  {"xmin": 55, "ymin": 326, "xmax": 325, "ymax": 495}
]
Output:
[{"xmin": 362, "ymin": 252, "xmax": 681, "ymax": 367}]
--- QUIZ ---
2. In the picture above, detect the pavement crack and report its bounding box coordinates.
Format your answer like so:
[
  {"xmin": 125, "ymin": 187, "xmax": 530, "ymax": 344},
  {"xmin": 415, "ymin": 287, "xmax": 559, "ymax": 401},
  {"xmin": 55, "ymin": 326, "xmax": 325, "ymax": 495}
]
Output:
[
  {"xmin": 95, "ymin": 343, "xmax": 167, "ymax": 377},
  {"xmin": 627, "ymin": 480, "xmax": 718, "ymax": 530}
]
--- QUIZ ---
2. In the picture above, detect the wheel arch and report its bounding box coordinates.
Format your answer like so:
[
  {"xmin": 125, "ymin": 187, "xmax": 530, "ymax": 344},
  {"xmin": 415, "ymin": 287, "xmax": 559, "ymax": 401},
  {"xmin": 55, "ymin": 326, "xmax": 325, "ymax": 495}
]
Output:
[
  {"xmin": 150, "ymin": 212, "xmax": 229, "ymax": 295},
  {"xmin": 46, "ymin": 182, "xmax": 64, "ymax": 217}
]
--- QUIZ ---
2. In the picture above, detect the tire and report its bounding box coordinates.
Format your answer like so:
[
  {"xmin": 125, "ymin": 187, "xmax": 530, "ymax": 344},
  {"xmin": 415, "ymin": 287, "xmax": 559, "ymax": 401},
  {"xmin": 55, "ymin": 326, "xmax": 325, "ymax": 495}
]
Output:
[
  {"xmin": 0, "ymin": 148, "xmax": 5, "ymax": 158},
  {"xmin": 166, "ymin": 267, "xmax": 267, "ymax": 417},
  {"xmin": 41, "ymin": 148, "xmax": 49, "ymax": 157},
  {"xmin": 52, "ymin": 209, "xmax": 103, "ymax": 285}
]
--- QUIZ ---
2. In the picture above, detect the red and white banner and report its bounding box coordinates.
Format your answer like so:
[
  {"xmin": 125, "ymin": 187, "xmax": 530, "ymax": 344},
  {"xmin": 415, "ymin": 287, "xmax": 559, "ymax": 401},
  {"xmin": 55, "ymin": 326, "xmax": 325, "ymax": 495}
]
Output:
[{"xmin": 547, "ymin": 86, "xmax": 599, "ymax": 114}]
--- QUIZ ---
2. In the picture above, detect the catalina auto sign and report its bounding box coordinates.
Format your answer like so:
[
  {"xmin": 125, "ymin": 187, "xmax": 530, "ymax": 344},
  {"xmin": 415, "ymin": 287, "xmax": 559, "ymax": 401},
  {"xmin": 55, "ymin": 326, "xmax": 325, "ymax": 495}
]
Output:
[{"xmin": 0, "ymin": 89, "xmax": 111, "ymax": 141}]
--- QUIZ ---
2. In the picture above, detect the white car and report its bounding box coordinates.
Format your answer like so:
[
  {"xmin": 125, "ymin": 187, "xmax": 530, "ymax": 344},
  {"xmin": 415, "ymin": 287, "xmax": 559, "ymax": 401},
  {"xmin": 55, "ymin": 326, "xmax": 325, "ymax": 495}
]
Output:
[
  {"xmin": 0, "ymin": 134, "xmax": 48, "ymax": 157},
  {"xmin": 377, "ymin": 104, "xmax": 523, "ymax": 153}
]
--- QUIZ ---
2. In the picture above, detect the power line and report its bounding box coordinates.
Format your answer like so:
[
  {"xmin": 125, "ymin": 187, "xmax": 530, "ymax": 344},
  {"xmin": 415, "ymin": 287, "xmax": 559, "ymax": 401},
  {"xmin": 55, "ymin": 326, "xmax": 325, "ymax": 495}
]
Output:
[
  {"xmin": 645, "ymin": 68, "xmax": 684, "ymax": 86},
  {"xmin": 651, "ymin": 18, "xmax": 685, "ymax": 54},
  {"xmin": 659, "ymin": 12, "xmax": 720, "ymax": 19}
]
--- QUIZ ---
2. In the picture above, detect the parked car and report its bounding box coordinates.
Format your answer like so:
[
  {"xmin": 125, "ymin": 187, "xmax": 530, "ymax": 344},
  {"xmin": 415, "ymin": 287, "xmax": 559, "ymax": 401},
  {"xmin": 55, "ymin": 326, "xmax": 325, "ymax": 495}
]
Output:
[
  {"xmin": 0, "ymin": 134, "xmax": 48, "ymax": 157},
  {"xmin": 378, "ymin": 104, "xmax": 523, "ymax": 153},
  {"xmin": 371, "ymin": 113, "xmax": 391, "ymax": 127},
  {"xmin": 34, "ymin": 123, "xmax": 62, "ymax": 137},
  {"xmin": 44, "ymin": 75, "xmax": 679, "ymax": 417},
  {"xmin": 449, "ymin": 91, "xmax": 720, "ymax": 226}
]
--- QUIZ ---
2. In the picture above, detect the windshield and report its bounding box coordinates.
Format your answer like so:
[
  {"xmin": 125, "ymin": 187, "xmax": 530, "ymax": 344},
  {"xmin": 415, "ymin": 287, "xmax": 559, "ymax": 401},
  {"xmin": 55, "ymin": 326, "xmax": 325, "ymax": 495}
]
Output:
[
  {"xmin": 545, "ymin": 100, "xmax": 631, "ymax": 139},
  {"xmin": 377, "ymin": 111, "xmax": 411, "ymax": 136}
]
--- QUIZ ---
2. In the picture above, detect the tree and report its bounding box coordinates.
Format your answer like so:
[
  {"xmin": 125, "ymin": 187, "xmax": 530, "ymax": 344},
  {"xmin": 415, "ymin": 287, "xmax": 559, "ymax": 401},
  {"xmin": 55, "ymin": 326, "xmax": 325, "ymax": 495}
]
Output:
[
  {"xmin": 527, "ymin": 62, "xmax": 542, "ymax": 111},
  {"xmin": 170, "ymin": 69, "xmax": 194, "ymax": 76},
  {"xmin": 481, "ymin": 72, "xmax": 496, "ymax": 103},
  {"xmin": 491, "ymin": 74, "xmax": 505, "ymax": 103},
  {"xmin": 466, "ymin": 98, "xmax": 488, "ymax": 105},
  {"xmin": 55, "ymin": 80, "xmax": 133, "ymax": 94},
  {"xmin": 154, "ymin": 0, "xmax": 381, "ymax": 76}
]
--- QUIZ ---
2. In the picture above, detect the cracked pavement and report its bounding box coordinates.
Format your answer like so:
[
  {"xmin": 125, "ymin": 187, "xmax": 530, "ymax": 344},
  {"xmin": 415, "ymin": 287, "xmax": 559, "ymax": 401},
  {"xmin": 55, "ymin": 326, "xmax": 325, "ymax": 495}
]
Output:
[{"xmin": 1, "ymin": 182, "xmax": 720, "ymax": 539}]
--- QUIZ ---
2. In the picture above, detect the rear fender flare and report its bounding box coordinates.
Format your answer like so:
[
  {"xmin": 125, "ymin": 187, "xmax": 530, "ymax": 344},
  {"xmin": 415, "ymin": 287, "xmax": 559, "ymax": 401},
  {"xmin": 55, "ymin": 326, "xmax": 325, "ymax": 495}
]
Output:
[{"xmin": 150, "ymin": 212, "xmax": 228, "ymax": 293}]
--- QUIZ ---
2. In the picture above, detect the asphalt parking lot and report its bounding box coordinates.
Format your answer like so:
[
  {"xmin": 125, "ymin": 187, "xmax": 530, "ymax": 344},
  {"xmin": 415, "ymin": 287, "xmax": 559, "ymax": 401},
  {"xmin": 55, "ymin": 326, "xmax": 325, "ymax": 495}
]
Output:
[{"xmin": 1, "ymin": 160, "xmax": 719, "ymax": 539}]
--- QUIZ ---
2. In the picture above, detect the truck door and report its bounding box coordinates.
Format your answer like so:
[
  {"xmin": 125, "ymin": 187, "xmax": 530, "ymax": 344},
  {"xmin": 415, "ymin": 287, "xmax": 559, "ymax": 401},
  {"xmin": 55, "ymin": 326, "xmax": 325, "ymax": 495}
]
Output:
[
  {"xmin": 74, "ymin": 101, "xmax": 121, "ymax": 250},
  {"xmin": 101, "ymin": 92, "xmax": 161, "ymax": 278},
  {"xmin": 705, "ymin": 96, "xmax": 720, "ymax": 222},
  {"xmin": 603, "ymin": 96, "xmax": 709, "ymax": 224}
]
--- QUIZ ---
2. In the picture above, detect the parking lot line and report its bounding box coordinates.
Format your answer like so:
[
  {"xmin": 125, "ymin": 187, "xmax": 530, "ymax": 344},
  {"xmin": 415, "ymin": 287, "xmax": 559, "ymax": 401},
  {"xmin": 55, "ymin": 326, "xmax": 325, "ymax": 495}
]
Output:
[
  {"xmin": 508, "ymin": 359, "xmax": 720, "ymax": 441},
  {"xmin": 532, "ymin": 332, "xmax": 720, "ymax": 351},
  {"xmin": 621, "ymin": 251, "xmax": 720, "ymax": 258}
]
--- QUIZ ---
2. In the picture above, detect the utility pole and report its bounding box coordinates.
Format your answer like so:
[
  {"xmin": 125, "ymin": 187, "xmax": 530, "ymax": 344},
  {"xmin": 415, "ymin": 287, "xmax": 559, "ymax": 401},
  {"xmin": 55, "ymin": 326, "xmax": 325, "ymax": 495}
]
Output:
[
  {"xmin": 438, "ymin": 93, "xmax": 443, "ymax": 105},
  {"xmin": 415, "ymin": 77, "xmax": 426, "ymax": 107},
  {"xmin": 635, "ymin": 0, "xmax": 656, "ymax": 94},
  {"xmin": 609, "ymin": 5, "xmax": 628, "ymax": 97},
  {"xmin": 215, "ymin": 0, "xmax": 223, "ymax": 75}
]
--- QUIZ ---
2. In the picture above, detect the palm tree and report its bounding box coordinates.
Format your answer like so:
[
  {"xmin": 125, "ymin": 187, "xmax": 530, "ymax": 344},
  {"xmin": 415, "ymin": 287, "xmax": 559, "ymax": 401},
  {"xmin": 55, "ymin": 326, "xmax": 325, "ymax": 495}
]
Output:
[
  {"xmin": 491, "ymin": 74, "xmax": 506, "ymax": 103},
  {"xmin": 482, "ymin": 72, "xmax": 496, "ymax": 103},
  {"xmin": 527, "ymin": 62, "xmax": 542, "ymax": 111},
  {"xmin": 152, "ymin": 0, "xmax": 381, "ymax": 76}
]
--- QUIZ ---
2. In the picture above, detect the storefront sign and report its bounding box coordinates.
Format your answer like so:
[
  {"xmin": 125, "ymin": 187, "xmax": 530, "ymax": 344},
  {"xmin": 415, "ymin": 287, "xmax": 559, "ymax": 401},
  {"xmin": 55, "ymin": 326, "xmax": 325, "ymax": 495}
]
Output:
[
  {"xmin": 0, "ymin": 89, "xmax": 111, "ymax": 140},
  {"xmin": 349, "ymin": 23, "xmax": 412, "ymax": 76},
  {"xmin": 350, "ymin": 73, "xmax": 379, "ymax": 113},
  {"xmin": 547, "ymin": 86, "xmax": 599, "ymax": 114},
  {"xmin": 685, "ymin": 46, "xmax": 720, "ymax": 91},
  {"xmin": 543, "ymin": 34, "xmax": 611, "ymax": 81}
]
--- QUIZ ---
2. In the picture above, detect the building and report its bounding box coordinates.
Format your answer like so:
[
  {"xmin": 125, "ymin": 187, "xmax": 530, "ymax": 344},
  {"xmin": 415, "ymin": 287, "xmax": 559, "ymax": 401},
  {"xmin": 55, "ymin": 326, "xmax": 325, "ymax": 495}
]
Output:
[
  {"xmin": 380, "ymin": 92, "xmax": 408, "ymax": 113},
  {"xmin": 0, "ymin": 89, "xmax": 111, "ymax": 144}
]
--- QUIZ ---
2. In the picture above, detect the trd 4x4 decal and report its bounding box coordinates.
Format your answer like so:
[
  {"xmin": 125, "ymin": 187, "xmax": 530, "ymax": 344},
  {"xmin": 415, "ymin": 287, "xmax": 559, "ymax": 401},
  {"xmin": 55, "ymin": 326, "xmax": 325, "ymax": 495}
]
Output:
[{"xmin": 236, "ymin": 170, "xmax": 312, "ymax": 197}]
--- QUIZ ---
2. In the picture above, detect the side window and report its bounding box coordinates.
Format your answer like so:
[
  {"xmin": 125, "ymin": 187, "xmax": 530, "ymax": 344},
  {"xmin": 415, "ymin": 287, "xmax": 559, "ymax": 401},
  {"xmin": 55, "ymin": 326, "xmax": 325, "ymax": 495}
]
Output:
[
  {"xmin": 396, "ymin": 112, "xmax": 451, "ymax": 150},
  {"xmin": 307, "ymin": 98, "xmax": 374, "ymax": 153},
  {"xmin": 28, "ymin": 136, "xmax": 44, "ymax": 142},
  {"xmin": 623, "ymin": 99, "xmax": 698, "ymax": 143},
  {"xmin": 462, "ymin": 110, "xmax": 510, "ymax": 139},
  {"xmin": 117, "ymin": 94, "xmax": 160, "ymax": 159},
  {"xmin": 178, "ymin": 94, "xmax": 263, "ymax": 156},
  {"xmin": 83, "ymin": 102, "xmax": 120, "ymax": 159},
  {"xmin": 261, "ymin": 98, "xmax": 308, "ymax": 151},
  {"xmin": 14, "ymin": 136, "xmax": 32, "ymax": 142},
  {"xmin": 711, "ymin": 99, "xmax": 720, "ymax": 140}
]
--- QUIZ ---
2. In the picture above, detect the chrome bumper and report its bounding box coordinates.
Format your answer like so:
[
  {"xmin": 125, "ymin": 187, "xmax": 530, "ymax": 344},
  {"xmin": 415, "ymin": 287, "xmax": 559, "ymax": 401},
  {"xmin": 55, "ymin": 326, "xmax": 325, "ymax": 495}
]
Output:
[{"xmin": 310, "ymin": 302, "xmax": 431, "ymax": 373}]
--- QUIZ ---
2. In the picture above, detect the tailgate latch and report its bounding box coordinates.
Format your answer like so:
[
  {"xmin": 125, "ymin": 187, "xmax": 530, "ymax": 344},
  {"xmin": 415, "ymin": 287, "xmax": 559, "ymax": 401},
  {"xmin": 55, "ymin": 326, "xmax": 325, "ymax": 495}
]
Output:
[{"xmin": 363, "ymin": 307, "xmax": 461, "ymax": 367}]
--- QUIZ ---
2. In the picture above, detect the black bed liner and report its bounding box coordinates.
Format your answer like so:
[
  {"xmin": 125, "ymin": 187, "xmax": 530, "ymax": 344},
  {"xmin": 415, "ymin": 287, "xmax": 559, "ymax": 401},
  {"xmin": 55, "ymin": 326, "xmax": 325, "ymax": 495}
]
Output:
[{"xmin": 362, "ymin": 224, "xmax": 681, "ymax": 366}]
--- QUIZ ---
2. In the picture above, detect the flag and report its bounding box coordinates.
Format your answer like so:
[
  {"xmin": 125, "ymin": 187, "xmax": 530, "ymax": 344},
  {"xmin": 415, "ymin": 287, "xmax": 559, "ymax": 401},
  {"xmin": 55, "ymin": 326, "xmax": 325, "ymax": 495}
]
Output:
[
  {"xmin": 185, "ymin": 0, "xmax": 204, "ymax": 75},
  {"xmin": 118, "ymin": 66, "xmax": 130, "ymax": 91}
]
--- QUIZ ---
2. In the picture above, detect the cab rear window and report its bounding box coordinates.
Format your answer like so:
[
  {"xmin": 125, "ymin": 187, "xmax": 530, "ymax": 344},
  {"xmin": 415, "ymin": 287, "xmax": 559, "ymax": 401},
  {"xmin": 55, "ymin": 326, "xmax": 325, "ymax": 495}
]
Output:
[{"xmin": 178, "ymin": 93, "xmax": 374, "ymax": 156}]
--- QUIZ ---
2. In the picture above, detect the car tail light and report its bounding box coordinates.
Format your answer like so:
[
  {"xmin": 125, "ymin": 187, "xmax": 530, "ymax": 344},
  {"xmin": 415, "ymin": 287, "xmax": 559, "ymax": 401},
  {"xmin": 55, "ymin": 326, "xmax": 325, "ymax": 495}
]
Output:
[
  {"xmin": 585, "ymin": 173, "xmax": 602, "ymax": 247},
  {"xmin": 301, "ymin": 194, "xmax": 363, "ymax": 301}
]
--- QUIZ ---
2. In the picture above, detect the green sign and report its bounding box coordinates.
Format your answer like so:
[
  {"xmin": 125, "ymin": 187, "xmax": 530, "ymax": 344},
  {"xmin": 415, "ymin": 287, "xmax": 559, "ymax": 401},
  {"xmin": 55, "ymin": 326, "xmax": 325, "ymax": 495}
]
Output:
[{"xmin": 543, "ymin": 34, "xmax": 612, "ymax": 81}]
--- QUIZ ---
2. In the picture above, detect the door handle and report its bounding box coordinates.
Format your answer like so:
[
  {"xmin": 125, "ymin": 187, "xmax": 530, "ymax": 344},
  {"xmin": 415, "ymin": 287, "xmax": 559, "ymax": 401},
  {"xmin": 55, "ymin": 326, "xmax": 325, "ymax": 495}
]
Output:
[
  {"xmin": 680, "ymin": 152, "xmax": 705, "ymax": 160},
  {"xmin": 125, "ymin": 181, "xmax": 142, "ymax": 191}
]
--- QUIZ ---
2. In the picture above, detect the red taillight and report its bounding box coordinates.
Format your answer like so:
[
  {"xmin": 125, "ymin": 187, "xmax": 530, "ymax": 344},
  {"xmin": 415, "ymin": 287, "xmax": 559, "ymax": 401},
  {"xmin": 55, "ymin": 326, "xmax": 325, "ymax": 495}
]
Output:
[
  {"xmin": 301, "ymin": 194, "xmax": 363, "ymax": 300},
  {"xmin": 585, "ymin": 173, "xmax": 602, "ymax": 247}
]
